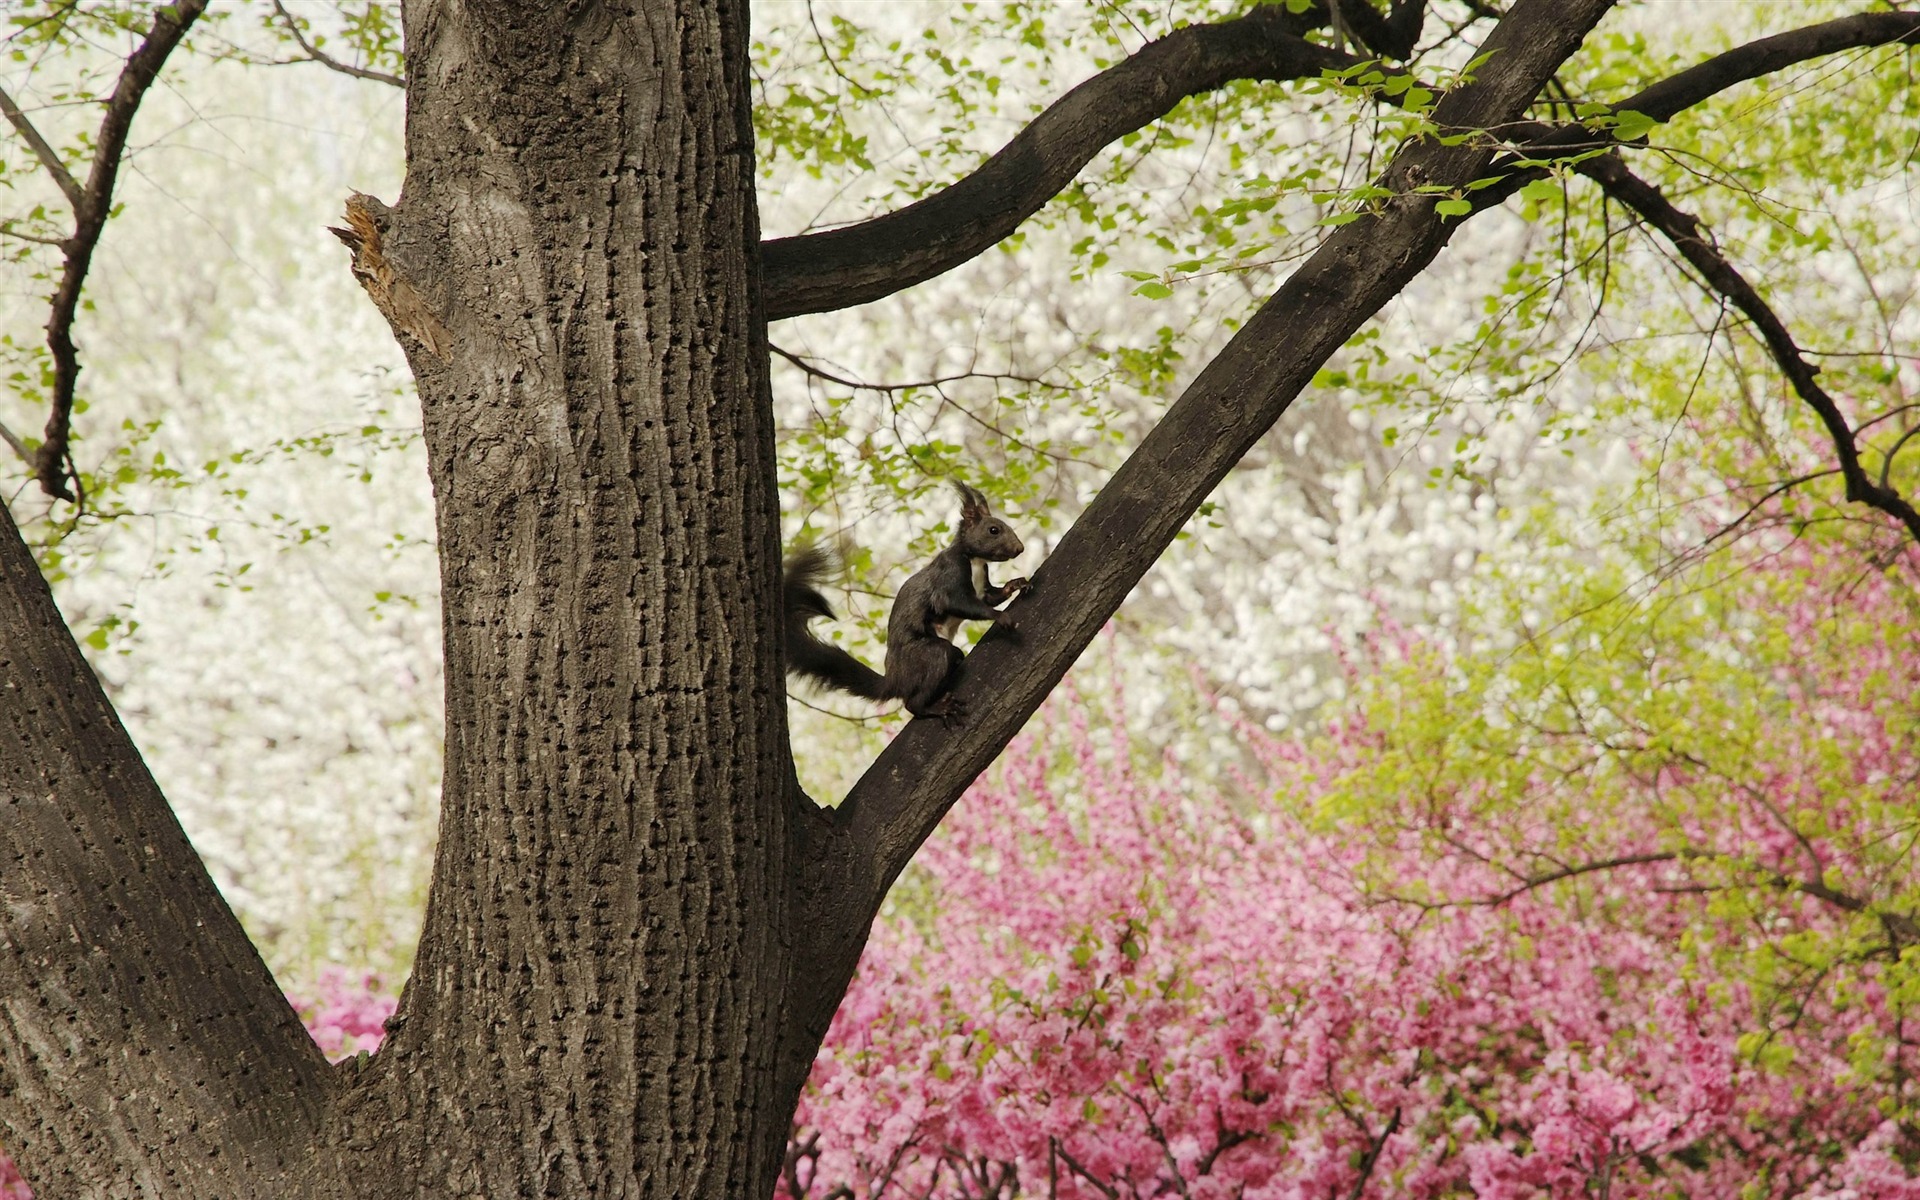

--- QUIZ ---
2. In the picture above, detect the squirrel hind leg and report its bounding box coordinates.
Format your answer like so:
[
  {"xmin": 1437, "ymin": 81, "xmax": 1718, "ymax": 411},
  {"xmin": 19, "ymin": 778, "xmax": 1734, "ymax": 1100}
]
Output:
[
  {"xmin": 900, "ymin": 641, "xmax": 966, "ymax": 722},
  {"xmin": 912, "ymin": 694, "xmax": 968, "ymax": 727}
]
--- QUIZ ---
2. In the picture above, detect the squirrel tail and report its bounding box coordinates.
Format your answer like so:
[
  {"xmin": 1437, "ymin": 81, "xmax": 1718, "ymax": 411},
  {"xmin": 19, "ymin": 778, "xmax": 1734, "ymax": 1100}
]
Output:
[{"xmin": 783, "ymin": 545, "xmax": 888, "ymax": 701}]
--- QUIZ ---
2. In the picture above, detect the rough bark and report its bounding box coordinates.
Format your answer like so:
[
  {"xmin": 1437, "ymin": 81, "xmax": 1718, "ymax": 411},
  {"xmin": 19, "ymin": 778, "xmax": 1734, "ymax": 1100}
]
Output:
[
  {"xmin": 314, "ymin": 2, "xmax": 806, "ymax": 1195},
  {"xmin": 0, "ymin": 500, "xmax": 331, "ymax": 1198}
]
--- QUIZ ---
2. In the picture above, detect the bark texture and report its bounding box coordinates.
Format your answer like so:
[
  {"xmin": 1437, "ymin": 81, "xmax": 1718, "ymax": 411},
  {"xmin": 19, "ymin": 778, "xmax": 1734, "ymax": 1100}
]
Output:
[
  {"xmin": 316, "ymin": 1, "xmax": 807, "ymax": 1195},
  {"xmin": 0, "ymin": 500, "xmax": 330, "ymax": 1199}
]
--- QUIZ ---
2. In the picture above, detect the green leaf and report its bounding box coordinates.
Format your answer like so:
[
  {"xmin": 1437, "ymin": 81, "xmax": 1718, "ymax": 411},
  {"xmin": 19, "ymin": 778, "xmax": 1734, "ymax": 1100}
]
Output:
[
  {"xmin": 1612, "ymin": 109, "xmax": 1658, "ymax": 142},
  {"xmin": 1518, "ymin": 177, "xmax": 1559, "ymax": 204}
]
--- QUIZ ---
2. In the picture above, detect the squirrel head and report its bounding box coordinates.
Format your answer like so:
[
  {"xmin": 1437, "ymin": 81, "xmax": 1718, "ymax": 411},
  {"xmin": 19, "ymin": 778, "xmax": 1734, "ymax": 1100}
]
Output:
[{"xmin": 952, "ymin": 481, "xmax": 1024, "ymax": 562}]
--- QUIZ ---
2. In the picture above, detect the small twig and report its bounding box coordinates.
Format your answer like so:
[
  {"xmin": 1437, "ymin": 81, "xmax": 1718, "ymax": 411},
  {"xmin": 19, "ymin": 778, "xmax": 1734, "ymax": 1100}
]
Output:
[
  {"xmin": 1595, "ymin": 1136, "xmax": 1620, "ymax": 1200},
  {"xmin": 1879, "ymin": 422, "xmax": 1920, "ymax": 492},
  {"xmin": 0, "ymin": 420, "xmax": 31, "ymax": 464},
  {"xmin": 782, "ymin": 1128, "xmax": 820, "ymax": 1200},
  {"xmin": 0, "ymin": 83, "xmax": 84, "ymax": 209},
  {"xmin": 1700, "ymin": 468, "xmax": 1842, "ymax": 550},
  {"xmin": 1119, "ymin": 1090, "xmax": 1192, "ymax": 1199},
  {"xmin": 1480, "ymin": 852, "xmax": 1681, "ymax": 908},
  {"xmin": 769, "ymin": 343, "xmax": 1054, "ymax": 395},
  {"xmin": 1345, "ymin": 1107, "xmax": 1402, "ymax": 1200},
  {"xmin": 1051, "ymin": 1140, "xmax": 1119, "ymax": 1200},
  {"xmin": 1192, "ymin": 1114, "xmax": 1252, "ymax": 1176},
  {"xmin": 269, "ymin": 0, "xmax": 405, "ymax": 89},
  {"xmin": 804, "ymin": 0, "xmax": 873, "ymax": 97},
  {"xmin": 0, "ymin": 221, "xmax": 69, "ymax": 247}
]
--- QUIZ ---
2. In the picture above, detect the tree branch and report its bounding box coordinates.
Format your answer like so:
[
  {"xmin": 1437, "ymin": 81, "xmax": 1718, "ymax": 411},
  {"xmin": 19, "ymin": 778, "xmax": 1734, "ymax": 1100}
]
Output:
[
  {"xmin": 269, "ymin": 0, "xmax": 405, "ymax": 89},
  {"xmin": 1486, "ymin": 847, "xmax": 1920, "ymax": 949},
  {"xmin": 760, "ymin": 6, "xmax": 1353, "ymax": 320},
  {"xmin": 0, "ymin": 418, "xmax": 31, "ymax": 465},
  {"xmin": 1337, "ymin": 0, "xmax": 1427, "ymax": 61},
  {"xmin": 766, "ymin": 9, "xmax": 1920, "ymax": 323},
  {"xmin": 1345, "ymin": 1106, "xmax": 1402, "ymax": 1200},
  {"xmin": 31, "ymin": 0, "xmax": 210, "ymax": 502},
  {"xmin": 1578, "ymin": 152, "xmax": 1920, "ymax": 545},
  {"xmin": 0, "ymin": 497, "xmax": 332, "ymax": 1197},
  {"xmin": 1615, "ymin": 10, "xmax": 1920, "ymax": 125},
  {"xmin": 1473, "ymin": 11, "xmax": 1920, "ymax": 210},
  {"xmin": 1478, "ymin": 852, "xmax": 1683, "ymax": 908},
  {"xmin": 0, "ymin": 83, "xmax": 84, "ymax": 210},
  {"xmin": 813, "ymin": 0, "xmax": 1621, "ymax": 934}
]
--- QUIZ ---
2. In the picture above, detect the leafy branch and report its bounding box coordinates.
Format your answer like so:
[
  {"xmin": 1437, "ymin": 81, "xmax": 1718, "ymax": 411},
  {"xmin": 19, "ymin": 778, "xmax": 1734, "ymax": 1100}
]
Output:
[
  {"xmin": 3, "ymin": 0, "xmax": 211, "ymax": 504},
  {"xmin": 1580, "ymin": 152, "xmax": 1920, "ymax": 546}
]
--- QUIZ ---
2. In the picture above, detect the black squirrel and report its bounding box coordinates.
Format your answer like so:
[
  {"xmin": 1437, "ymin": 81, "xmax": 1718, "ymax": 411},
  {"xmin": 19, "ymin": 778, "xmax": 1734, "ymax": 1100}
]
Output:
[{"xmin": 784, "ymin": 482, "xmax": 1029, "ymax": 723}]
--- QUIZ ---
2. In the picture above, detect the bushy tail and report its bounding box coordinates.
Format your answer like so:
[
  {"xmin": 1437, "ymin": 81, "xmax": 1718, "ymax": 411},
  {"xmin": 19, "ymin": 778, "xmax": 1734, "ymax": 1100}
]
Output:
[{"xmin": 784, "ymin": 545, "xmax": 888, "ymax": 701}]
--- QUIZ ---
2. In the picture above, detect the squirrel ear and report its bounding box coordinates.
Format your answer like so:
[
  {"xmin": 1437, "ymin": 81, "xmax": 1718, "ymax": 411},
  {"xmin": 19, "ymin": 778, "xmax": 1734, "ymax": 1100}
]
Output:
[{"xmin": 953, "ymin": 480, "xmax": 988, "ymax": 523}]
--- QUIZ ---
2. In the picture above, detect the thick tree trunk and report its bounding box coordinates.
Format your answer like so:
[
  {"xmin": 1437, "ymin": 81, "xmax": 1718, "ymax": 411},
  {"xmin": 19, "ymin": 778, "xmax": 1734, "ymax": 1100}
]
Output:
[
  {"xmin": 0, "ymin": 499, "xmax": 331, "ymax": 1199},
  {"xmin": 321, "ymin": 1, "xmax": 809, "ymax": 1194}
]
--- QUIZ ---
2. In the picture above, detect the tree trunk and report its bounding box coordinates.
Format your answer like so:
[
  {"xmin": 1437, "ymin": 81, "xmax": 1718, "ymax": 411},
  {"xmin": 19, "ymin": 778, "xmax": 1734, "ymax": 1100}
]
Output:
[{"xmin": 321, "ymin": 1, "xmax": 812, "ymax": 1194}]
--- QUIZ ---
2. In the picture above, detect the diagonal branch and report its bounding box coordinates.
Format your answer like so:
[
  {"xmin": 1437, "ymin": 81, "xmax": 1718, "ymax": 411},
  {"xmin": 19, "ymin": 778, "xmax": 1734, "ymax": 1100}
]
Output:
[
  {"xmin": 1612, "ymin": 10, "xmax": 1920, "ymax": 125},
  {"xmin": 1461, "ymin": 846, "xmax": 1920, "ymax": 948},
  {"xmin": 0, "ymin": 418, "xmax": 31, "ymax": 465},
  {"xmin": 796, "ymin": 0, "xmax": 1621, "ymax": 963},
  {"xmin": 1477, "ymin": 851, "xmax": 1683, "ymax": 908},
  {"xmin": 766, "ymin": 9, "xmax": 1920, "ymax": 322},
  {"xmin": 0, "ymin": 83, "xmax": 84, "ymax": 210},
  {"xmin": 1578, "ymin": 152, "xmax": 1920, "ymax": 546},
  {"xmin": 1345, "ymin": 1106, "xmax": 1402, "ymax": 1200},
  {"xmin": 29, "ymin": 0, "xmax": 210, "ymax": 502},
  {"xmin": 1473, "ymin": 11, "xmax": 1920, "ymax": 210},
  {"xmin": 760, "ymin": 6, "xmax": 1355, "ymax": 320}
]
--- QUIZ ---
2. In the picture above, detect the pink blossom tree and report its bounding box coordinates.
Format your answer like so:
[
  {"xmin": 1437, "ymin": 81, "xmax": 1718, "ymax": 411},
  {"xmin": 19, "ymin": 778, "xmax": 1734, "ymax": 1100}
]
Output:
[{"xmin": 782, "ymin": 537, "xmax": 1920, "ymax": 1198}]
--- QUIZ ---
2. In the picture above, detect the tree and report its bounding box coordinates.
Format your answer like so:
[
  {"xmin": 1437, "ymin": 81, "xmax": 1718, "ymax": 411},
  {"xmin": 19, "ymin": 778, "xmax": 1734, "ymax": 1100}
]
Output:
[{"xmin": 2, "ymin": 1, "xmax": 1917, "ymax": 1196}]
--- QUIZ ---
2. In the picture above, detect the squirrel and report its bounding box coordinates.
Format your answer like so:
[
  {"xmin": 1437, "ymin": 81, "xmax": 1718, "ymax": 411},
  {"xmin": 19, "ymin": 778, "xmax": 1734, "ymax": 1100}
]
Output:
[{"xmin": 784, "ymin": 482, "xmax": 1029, "ymax": 724}]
